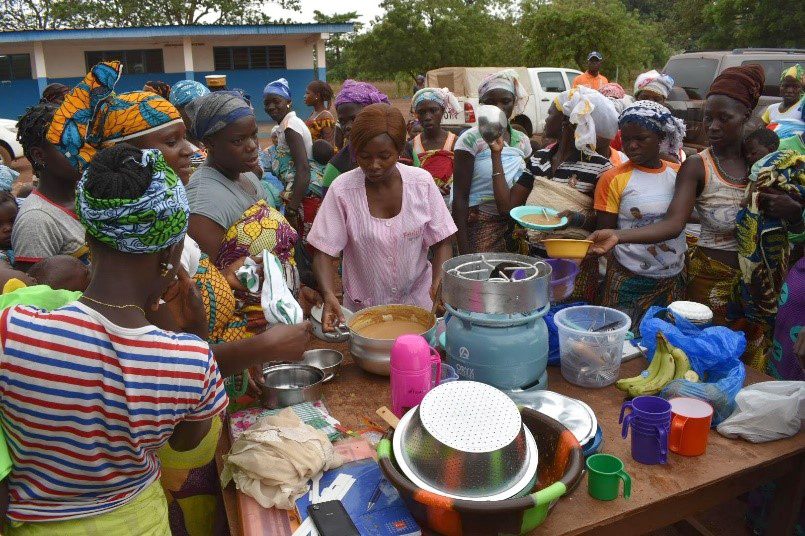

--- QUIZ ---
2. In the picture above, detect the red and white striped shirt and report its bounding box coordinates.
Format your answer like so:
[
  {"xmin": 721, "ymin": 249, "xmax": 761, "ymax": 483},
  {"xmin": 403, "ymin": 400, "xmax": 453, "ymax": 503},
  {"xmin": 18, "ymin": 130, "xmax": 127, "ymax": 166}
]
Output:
[
  {"xmin": 0, "ymin": 301, "xmax": 228, "ymax": 522},
  {"xmin": 307, "ymin": 163, "xmax": 457, "ymax": 311}
]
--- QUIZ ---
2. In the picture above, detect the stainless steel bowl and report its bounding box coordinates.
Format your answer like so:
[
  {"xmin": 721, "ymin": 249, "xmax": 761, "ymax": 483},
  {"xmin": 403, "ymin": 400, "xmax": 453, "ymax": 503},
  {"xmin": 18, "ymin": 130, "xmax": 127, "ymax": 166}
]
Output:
[
  {"xmin": 394, "ymin": 381, "xmax": 538, "ymax": 501},
  {"xmin": 301, "ymin": 349, "xmax": 344, "ymax": 382},
  {"xmin": 347, "ymin": 304, "xmax": 436, "ymax": 376},
  {"xmin": 441, "ymin": 253, "xmax": 551, "ymax": 314},
  {"xmin": 477, "ymin": 104, "xmax": 507, "ymax": 143},
  {"xmin": 258, "ymin": 363, "xmax": 324, "ymax": 409}
]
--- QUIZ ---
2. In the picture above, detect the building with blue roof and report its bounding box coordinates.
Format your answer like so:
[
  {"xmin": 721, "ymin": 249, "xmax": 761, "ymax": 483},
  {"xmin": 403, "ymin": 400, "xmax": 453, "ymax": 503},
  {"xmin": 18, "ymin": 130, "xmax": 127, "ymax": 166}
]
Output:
[{"xmin": 0, "ymin": 23, "xmax": 354, "ymax": 122}]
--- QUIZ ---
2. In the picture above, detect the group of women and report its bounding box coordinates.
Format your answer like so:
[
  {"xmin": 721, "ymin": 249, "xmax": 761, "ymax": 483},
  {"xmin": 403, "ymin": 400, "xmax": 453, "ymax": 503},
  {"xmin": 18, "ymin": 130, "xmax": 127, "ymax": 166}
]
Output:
[{"xmin": 0, "ymin": 54, "xmax": 801, "ymax": 534}]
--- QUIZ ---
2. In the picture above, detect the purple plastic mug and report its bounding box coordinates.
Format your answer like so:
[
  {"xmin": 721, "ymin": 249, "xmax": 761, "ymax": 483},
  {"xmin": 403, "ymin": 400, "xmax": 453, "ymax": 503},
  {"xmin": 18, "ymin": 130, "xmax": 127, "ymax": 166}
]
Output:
[
  {"xmin": 620, "ymin": 396, "xmax": 672, "ymax": 424},
  {"xmin": 631, "ymin": 423, "xmax": 668, "ymax": 464},
  {"xmin": 623, "ymin": 418, "xmax": 669, "ymax": 453},
  {"xmin": 622, "ymin": 414, "xmax": 670, "ymax": 445}
]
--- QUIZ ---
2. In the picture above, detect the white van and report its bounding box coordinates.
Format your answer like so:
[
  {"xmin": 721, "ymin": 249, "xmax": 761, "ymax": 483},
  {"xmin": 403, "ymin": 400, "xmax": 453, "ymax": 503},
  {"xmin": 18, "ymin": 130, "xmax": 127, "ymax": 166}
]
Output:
[{"xmin": 425, "ymin": 66, "xmax": 582, "ymax": 136}]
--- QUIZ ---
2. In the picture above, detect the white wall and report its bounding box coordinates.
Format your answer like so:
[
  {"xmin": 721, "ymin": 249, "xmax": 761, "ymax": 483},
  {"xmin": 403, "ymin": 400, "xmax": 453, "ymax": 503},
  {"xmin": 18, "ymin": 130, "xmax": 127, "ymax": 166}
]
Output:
[{"xmin": 0, "ymin": 34, "xmax": 326, "ymax": 79}]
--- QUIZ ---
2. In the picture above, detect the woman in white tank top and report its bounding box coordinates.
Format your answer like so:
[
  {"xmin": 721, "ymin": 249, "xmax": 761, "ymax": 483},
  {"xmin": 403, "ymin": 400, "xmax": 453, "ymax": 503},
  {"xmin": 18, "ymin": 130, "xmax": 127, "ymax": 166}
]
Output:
[{"xmin": 588, "ymin": 65, "xmax": 784, "ymax": 372}]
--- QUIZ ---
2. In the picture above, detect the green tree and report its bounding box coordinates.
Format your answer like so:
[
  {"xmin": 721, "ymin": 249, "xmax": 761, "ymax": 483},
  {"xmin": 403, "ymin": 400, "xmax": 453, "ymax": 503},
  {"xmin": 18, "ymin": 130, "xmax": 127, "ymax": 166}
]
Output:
[
  {"xmin": 670, "ymin": 0, "xmax": 805, "ymax": 50},
  {"xmin": 519, "ymin": 0, "xmax": 670, "ymax": 84},
  {"xmin": 0, "ymin": 0, "xmax": 300, "ymax": 30},
  {"xmin": 313, "ymin": 10, "xmax": 362, "ymax": 75},
  {"xmin": 336, "ymin": 0, "xmax": 522, "ymax": 80}
]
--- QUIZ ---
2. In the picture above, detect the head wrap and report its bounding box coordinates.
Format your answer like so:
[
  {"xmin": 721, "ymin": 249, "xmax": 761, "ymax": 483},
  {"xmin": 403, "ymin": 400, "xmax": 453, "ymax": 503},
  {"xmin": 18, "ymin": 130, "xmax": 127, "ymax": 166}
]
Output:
[
  {"xmin": 619, "ymin": 100, "xmax": 687, "ymax": 157},
  {"xmin": 89, "ymin": 91, "xmax": 182, "ymax": 148},
  {"xmin": 599, "ymin": 83, "xmax": 626, "ymax": 99},
  {"xmin": 478, "ymin": 69, "xmax": 528, "ymax": 116},
  {"xmin": 334, "ymin": 80, "xmax": 390, "ymax": 108},
  {"xmin": 412, "ymin": 87, "xmax": 460, "ymax": 114},
  {"xmin": 77, "ymin": 148, "xmax": 189, "ymax": 254},
  {"xmin": 47, "ymin": 61, "xmax": 122, "ymax": 169},
  {"xmin": 169, "ymin": 80, "xmax": 210, "ymax": 108},
  {"xmin": 781, "ymin": 64, "xmax": 804, "ymax": 84},
  {"xmin": 554, "ymin": 86, "xmax": 620, "ymax": 154},
  {"xmin": 184, "ymin": 91, "xmax": 254, "ymax": 140},
  {"xmin": 633, "ymin": 70, "xmax": 675, "ymax": 99},
  {"xmin": 143, "ymin": 81, "xmax": 171, "ymax": 100},
  {"xmin": 707, "ymin": 65, "xmax": 765, "ymax": 110},
  {"xmin": 263, "ymin": 78, "xmax": 291, "ymax": 100},
  {"xmin": 40, "ymin": 83, "xmax": 69, "ymax": 104}
]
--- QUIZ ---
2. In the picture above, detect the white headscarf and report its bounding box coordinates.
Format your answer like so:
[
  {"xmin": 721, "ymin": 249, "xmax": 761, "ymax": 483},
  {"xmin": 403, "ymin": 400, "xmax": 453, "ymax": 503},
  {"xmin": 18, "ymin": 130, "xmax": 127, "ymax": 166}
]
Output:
[
  {"xmin": 554, "ymin": 86, "xmax": 619, "ymax": 154},
  {"xmin": 633, "ymin": 70, "xmax": 675, "ymax": 99},
  {"xmin": 478, "ymin": 69, "xmax": 529, "ymax": 116}
]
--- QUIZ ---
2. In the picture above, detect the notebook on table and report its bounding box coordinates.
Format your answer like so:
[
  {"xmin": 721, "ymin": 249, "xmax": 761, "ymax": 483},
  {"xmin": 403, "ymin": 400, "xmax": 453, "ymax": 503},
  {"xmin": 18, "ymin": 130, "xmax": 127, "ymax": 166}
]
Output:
[{"xmin": 295, "ymin": 459, "xmax": 420, "ymax": 536}]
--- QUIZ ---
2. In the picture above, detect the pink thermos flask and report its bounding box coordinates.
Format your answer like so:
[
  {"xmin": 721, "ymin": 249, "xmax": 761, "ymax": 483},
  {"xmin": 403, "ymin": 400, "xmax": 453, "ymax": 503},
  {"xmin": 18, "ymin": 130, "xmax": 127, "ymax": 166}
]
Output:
[{"xmin": 390, "ymin": 334, "xmax": 442, "ymax": 418}]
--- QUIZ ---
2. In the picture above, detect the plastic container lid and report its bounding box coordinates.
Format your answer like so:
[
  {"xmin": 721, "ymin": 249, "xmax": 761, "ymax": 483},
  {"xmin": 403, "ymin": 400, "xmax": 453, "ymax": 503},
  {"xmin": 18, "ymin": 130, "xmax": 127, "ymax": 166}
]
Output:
[{"xmin": 668, "ymin": 301, "xmax": 713, "ymax": 323}]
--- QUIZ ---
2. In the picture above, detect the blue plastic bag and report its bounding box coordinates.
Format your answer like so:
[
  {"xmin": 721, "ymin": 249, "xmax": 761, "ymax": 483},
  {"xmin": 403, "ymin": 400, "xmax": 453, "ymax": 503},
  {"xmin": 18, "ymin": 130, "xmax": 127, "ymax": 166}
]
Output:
[
  {"xmin": 639, "ymin": 306, "xmax": 747, "ymax": 425},
  {"xmin": 545, "ymin": 301, "xmax": 586, "ymax": 366}
]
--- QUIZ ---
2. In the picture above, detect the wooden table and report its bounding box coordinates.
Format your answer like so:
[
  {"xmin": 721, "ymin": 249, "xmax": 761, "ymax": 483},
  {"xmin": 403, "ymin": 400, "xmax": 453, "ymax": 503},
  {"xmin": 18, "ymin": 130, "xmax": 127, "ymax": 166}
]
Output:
[{"xmin": 219, "ymin": 339, "xmax": 805, "ymax": 535}]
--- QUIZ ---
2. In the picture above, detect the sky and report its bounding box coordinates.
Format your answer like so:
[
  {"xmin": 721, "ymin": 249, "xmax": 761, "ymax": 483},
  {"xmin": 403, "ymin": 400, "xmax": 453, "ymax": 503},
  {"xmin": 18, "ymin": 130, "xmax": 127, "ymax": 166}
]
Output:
[{"xmin": 272, "ymin": 0, "xmax": 385, "ymax": 27}]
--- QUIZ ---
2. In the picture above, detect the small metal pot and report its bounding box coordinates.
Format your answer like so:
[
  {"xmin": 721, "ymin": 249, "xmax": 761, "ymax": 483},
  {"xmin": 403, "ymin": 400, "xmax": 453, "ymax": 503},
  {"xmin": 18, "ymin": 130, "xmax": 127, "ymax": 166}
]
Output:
[
  {"xmin": 258, "ymin": 363, "xmax": 324, "ymax": 409},
  {"xmin": 301, "ymin": 349, "xmax": 344, "ymax": 382},
  {"xmin": 347, "ymin": 304, "xmax": 437, "ymax": 376}
]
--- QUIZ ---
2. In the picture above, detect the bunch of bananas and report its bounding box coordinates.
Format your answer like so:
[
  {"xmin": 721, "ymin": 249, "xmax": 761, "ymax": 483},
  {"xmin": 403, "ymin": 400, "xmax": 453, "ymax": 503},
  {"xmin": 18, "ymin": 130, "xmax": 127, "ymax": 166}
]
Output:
[{"xmin": 616, "ymin": 332, "xmax": 699, "ymax": 397}]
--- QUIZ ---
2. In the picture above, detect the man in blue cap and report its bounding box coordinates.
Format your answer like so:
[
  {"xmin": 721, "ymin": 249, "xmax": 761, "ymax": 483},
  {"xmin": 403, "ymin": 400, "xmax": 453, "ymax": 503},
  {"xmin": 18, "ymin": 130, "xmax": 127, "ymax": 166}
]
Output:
[{"xmin": 573, "ymin": 51, "xmax": 609, "ymax": 90}]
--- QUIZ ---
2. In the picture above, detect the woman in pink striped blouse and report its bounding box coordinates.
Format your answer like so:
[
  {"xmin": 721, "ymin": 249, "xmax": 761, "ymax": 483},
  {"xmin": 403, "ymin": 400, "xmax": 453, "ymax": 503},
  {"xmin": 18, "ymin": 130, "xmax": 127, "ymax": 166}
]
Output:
[{"xmin": 308, "ymin": 104, "xmax": 457, "ymax": 330}]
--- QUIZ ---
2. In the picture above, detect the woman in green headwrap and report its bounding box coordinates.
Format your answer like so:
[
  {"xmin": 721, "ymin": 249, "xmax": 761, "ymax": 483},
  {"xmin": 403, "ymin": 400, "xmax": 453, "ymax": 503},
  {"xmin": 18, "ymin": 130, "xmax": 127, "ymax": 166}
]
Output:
[
  {"xmin": 46, "ymin": 66, "xmax": 312, "ymax": 536},
  {"xmin": 1, "ymin": 144, "xmax": 228, "ymax": 536}
]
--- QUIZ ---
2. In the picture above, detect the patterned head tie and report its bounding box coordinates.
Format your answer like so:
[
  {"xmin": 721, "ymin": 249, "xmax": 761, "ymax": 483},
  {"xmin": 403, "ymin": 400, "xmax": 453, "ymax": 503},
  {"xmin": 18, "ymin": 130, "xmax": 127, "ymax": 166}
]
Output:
[
  {"xmin": 619, "ymin": 100, "xmax": 687, "ymax": 156},
  {"xmin": 77, "ymin": 147, "xmax": 189, "ymax": 254}
]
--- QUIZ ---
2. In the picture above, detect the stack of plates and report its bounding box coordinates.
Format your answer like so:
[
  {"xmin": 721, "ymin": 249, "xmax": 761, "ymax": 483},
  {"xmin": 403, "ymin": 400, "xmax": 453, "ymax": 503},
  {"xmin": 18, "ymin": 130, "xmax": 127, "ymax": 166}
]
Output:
[{"xmin": 506, "ymin": 390, "xmax": 597, "ymax": 446}]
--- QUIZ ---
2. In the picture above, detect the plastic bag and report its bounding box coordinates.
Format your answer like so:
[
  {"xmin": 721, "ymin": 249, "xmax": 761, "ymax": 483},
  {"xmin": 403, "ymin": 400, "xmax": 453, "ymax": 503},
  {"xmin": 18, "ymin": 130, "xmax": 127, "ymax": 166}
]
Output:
[
  {"xmin": 236, "ymin": 250, "xmax": 303, "ymax": 325},
  {"xmin": 717, "ymin": 381, "xmax": 805, "ymax": 443},
  {"xmin": 640, "ymin": 306, "xmax": 747, "ymax": 425},
  {"xmin": 545, "ymin": 301, "xmax": 586, "ymax": 366}
]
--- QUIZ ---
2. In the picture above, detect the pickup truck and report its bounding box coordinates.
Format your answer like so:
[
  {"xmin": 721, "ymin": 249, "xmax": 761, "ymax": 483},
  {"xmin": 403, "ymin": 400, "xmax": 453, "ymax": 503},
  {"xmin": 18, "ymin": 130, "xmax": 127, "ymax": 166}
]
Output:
[
  {"xmin": 425, "ymin": 66, "xmax": 582, "ymax": 136},
  {"xmin": 663, "ymin": 48, "xmax": 805, "ymax": 151}
]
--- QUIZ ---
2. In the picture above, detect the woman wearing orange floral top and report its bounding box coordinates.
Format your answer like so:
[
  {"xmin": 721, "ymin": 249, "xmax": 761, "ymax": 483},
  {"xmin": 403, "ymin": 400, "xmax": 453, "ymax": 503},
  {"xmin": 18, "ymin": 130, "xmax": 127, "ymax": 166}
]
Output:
[{"xmin": 304, "ymin": 80, "xmax": 336, "ymax": 146}]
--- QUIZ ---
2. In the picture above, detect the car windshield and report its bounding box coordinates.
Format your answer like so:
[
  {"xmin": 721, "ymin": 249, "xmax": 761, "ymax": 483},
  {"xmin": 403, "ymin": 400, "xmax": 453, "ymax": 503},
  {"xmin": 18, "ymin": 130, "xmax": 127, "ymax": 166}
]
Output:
[{"xmin": 664, "ymin": 58, "xmax": 719, "ymax": 100}]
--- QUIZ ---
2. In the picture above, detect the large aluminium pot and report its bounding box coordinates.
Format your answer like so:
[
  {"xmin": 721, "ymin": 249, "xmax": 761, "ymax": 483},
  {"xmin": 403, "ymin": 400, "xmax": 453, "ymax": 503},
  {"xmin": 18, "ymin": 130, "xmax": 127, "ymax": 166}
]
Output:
[{"xmin": 346, "ymin": 304, "xmax": 437, "ymax": 376}]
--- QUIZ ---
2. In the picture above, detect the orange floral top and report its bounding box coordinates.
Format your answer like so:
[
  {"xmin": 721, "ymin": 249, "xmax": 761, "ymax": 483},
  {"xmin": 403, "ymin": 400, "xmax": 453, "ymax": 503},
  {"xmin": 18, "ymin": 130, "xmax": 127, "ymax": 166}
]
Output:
[{"xmin": 306, "ymin": 110, "xmax": 336, "ymax": 145}]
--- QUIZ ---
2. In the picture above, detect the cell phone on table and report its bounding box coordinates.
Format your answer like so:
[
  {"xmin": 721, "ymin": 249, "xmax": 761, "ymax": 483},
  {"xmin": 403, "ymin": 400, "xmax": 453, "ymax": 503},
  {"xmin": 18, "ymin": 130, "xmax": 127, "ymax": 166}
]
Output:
[{"xmin": 308, "ymin": 500, "xmax": 360, "ymax": 536}]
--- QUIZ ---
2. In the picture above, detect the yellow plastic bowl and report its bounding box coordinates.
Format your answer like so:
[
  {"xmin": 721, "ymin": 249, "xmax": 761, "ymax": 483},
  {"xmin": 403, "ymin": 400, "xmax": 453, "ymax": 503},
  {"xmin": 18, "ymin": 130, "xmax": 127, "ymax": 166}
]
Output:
[{"xmin": 541, "ymin": 239, "xmax": 593, "ymax": 259}]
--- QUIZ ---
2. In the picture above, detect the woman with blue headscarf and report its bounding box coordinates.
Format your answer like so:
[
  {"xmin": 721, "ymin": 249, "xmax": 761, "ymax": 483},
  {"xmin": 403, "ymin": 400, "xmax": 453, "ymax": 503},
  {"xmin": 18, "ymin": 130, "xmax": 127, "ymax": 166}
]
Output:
[
  {"xmin": 404, "ymin": 87, "xmax": 461, "ymax": 204},
  {"xmin": 169, "ymin": 79, "xmax": 211, "ymax": 169},
  {"xmin": 262, "ymin": 78, "xmax": 317, "ymax": 240},
  {"xmin": 593, "ymin": 100, "xmax": 687, "ymax": 328}
]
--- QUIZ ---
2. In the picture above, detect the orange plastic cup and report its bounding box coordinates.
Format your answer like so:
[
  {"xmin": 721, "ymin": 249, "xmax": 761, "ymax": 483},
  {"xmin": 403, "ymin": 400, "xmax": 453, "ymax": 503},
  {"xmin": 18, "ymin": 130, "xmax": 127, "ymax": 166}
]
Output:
[{"xmin": 669, "ymin": 397, "xmax": 713, "ymax": 456}]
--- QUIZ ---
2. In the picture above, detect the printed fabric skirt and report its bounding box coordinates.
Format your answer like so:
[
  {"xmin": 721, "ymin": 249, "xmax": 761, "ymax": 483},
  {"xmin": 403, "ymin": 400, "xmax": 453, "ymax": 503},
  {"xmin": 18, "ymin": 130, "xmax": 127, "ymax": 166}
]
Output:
[
  {"xmin": 466, "ymin": 207, "xmax": 509, "ymax": 253},
  {"xmin": 600, "ymin": 257, "xmax": 684, "ymax": 335},
  {"xmin": 686, "ymin": 247, "xmax": 773, "ymax": 373}
]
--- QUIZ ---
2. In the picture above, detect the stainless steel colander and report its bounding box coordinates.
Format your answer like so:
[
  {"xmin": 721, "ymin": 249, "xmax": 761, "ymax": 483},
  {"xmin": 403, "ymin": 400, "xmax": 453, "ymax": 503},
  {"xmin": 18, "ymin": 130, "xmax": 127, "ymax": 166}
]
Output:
[{"xmin": 394, "ymin": 381, "xmax": 538, "ymax": 501}]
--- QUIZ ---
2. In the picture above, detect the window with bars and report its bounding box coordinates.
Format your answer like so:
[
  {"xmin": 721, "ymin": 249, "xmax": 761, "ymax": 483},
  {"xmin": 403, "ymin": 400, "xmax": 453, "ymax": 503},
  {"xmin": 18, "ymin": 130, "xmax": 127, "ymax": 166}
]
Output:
[
  {"xmin": 85, "ymin": 49, "xmax": 164, "ymax": 74},
  {"xmin": 0, "ymin": 54, "xmax": 32, "ymax": 81},
  {"xmin": 213, "ymin": 46, "xmax": 286, "ymax": 70}
]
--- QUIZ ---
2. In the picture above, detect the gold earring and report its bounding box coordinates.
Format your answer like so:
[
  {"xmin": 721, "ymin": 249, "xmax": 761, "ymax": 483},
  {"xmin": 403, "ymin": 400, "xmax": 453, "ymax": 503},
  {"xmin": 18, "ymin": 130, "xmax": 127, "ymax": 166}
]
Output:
[{"xmin": 160, "ymin": 262, "xmax": 174, "ymax": 276}]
